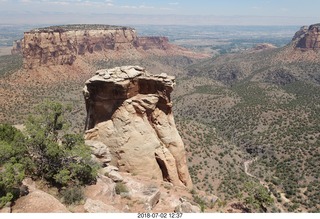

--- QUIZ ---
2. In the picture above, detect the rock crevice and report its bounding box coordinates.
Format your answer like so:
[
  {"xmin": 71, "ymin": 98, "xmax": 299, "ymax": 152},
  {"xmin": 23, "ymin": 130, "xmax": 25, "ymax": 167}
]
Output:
[{"xmin": 83, "ymin": 66, "xmax": 192, "ymax": 189}]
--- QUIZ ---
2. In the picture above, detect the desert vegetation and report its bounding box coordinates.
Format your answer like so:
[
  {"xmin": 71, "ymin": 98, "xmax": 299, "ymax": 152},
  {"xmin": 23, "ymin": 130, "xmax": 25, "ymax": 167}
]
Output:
[
  {"xmin": 173, "ymin": 46, "xmax": 320, "ymax": 212},
  {"xmin": 0, "ymin": 101, "xmax": 98, "ymax": 207},
  {"xmin": 1, "ymin": 24, "xmax": 320, "ymax": 212}
]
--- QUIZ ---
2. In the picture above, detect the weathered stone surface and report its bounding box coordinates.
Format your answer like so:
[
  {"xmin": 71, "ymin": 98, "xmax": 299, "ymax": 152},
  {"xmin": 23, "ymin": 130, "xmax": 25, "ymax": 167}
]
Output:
[
  {"xmin": 293, "ymin": 23, "xmax": 320, "ymax": 50},
  {"xmin": 123, "ymin": 176, "xmax": 161, "ymax": 210},
  {"xmin": 101, "ymin": 165, "xmax": 119, "ymax": 175},
  {"xmin": 137, "ymin": 37, "xmax": 170, "ymax": 50},
  {"xmin": 85, "ymin": 177, "xmax": 116, "ymax": 203},
  {"xmin": 143, "ymin": 187, "xmax": 161, "ymax": 210},
  {"xmin": 84, "ymin": 198, "xmax": 120, "ymax": 213},
  {"xmin": 174, "ymin": 199, "xmax": 201, "ymax": 213},
  {"xmin": 17, "ymin": 24, "xmax": 182, "ymax": 69},
  {"xmin": 0, "ymin": 206, "xmax": 11, "ymax": 213},
  {"xmin": 11, "ymin": 190, "xmax": 69, "ymax": 213},
  {"xmin": 85, "ymin": 140, "xmax": 112, "ymax": 166},
  {"xmin": 21, "ymin": 25, "xmax": 137, "ymax": 69},
  {"xmin": 108, "ymin": 170, "xmax": 124, "ymax": 182},
  {"xmin": 84, "ymin": 66, "xmax": 192, "ymax": 189}
]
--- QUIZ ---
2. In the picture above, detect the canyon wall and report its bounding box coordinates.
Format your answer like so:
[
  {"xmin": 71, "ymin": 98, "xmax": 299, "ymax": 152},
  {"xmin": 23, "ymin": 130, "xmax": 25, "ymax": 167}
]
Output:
[
  {"xmin": 21, "ymin": 25, "xmax": 137, "ymax": 69},
  {"xmin": 17, "ymin": 25, "xmax": 174, "ymax": 69},
  {"xmin": 83, "ymin": 66, "xmax": 193, "ymax": 189}
]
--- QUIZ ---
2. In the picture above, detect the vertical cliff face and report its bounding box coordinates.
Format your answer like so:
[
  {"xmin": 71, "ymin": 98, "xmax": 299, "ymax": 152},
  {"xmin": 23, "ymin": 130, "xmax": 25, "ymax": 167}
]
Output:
[
  {"xmin": 17, "ymin": 24, "xmax": 195, "ymax": 69},
  {"xmin": 293, "ymin": 24, "xmax": 320, "ymax": 50},
  {"xmin": 137, "ymin": 37, "xmax": 170, "ymax": 50},
  {"xmin": 83, "ymin": 66, "xmax": 193, "ymax": 189},
  {"xmin": 21, "ymin": 25, "xmax": 138, "ymax": 69}
]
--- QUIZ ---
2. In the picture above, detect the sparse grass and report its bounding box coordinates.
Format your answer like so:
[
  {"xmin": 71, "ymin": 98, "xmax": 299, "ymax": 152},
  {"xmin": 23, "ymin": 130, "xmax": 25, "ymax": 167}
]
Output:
[
  {"xmin": 0, "ymin": 54, "xmax": 22, "ymax": 77},
  {"xmin": 115, "ymin": 182, "xmax": 129, "ymax": 195}
]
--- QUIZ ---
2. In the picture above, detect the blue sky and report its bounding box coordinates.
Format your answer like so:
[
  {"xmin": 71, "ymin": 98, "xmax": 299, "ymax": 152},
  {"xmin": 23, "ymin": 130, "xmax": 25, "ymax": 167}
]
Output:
[{"xmin": 0, "ymin": 0, "xmax": 319, "ymax": 25}]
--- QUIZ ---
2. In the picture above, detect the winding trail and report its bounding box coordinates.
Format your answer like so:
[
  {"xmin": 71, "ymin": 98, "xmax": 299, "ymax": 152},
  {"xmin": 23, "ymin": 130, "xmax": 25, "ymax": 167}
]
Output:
[
  {"xmin": 243, "ymin": 158, "xmax": 288, "ymax": 212},
  {"xmin": 244, "ymin": 158, "xmax": 258, "ymax": 179}
]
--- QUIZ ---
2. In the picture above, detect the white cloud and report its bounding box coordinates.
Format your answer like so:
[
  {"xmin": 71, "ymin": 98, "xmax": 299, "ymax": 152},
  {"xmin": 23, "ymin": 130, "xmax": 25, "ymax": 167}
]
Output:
[
  {"xmin": 159, "ymin": 7, "xmax": 174, "ymax": 11},
  {"xmin": 49, "ymin": 1, "xmax": 70, "ymax": 5},
  {"xmin": 121, "ymin": 5, "xmax": 137, "ymax": 9},
  {"xmin": 139, "ymin": 5, "xmax": 154, "ymax": 9},
  {"xmin": 121, "ymin": 5, "xmax": 154, "ymax": 9}
]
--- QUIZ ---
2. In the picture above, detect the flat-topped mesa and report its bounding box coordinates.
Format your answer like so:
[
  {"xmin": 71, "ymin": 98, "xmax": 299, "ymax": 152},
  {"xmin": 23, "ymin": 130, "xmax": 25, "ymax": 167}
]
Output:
[
  {"xmin": 17, "ymin": 24, "xmax": 185, "ymax": 69},
  {"xmin": 83, "ymin": 66, "xmax": 193, "ymax": 189},
  {"xmin": 21, "ymin": 24, "xmax": 138, "ymax": 69},
  {"xmin": 293, "ymin": 23, "xmax": 320, "ymax": 50}
]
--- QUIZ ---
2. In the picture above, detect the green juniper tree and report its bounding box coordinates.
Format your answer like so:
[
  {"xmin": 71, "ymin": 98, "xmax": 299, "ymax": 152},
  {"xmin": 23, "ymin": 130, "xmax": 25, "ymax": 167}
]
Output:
[{"xmin": 0, "ymin": 101, "xmax": 98, "ymax": 207}]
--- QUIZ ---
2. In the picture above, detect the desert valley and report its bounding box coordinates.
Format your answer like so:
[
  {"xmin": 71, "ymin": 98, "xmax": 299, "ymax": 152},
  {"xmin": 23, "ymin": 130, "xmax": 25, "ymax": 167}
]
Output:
[{"xmin": 0, "ymin": 18, "xmax": 320, "ymax": 214}]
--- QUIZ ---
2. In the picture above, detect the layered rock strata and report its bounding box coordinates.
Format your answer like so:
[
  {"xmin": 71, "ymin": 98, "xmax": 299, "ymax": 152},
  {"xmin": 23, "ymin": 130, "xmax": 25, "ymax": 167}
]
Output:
[
  {"xmin": 22, "ymin": 25, "xmax": 137, "ymax": 69},
  {"xmin": 17, "ymin": 24, "xmax": 177, "ymax": 69},
  {"xmin": 293, "ymin": 23, "xmax": 320, "ymax": 50},
  {"xmin": 83, "ymin": 66, "xmax": 192, "ymax": 189}
]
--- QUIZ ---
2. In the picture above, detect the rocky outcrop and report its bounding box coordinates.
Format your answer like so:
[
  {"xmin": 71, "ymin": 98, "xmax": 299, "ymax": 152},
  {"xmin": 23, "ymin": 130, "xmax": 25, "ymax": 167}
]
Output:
[
  {"xmin": 22, "ymin": 25, "xmax": 137, "ymax": 69},
  {"xmin": 84, "ymin": 199, "xmax": 120, "ymax": 213},
  {"xmin": 11, "ymin": 39, "xmax": 23, "ymax": 55},
  {"xmin": 250, "ymin": 43, "xmax": 277, "ymax": 52},
  {"xmin": 137, "ymin": 37, "xmax": 170, "ymax": 50},
  {"xmin": 18, "ymin": 24, "xmax": 182, "ymax": 69},
  {"xmin": 85, "ymin": 140, "xmax": 112, "ymax": 166},
  {"xmin": 11, "ymin": 190, "xmax": 70, "ymax": 213},
  {"xmin": 83, "ymin": 66, "xmax": 192, "ymax": 189},
  {"xmin": 293, "ymin": 24, "xmax": 320, "ymax": 50},
  {"xmin": 174, "ymin": 198, "xmax": 201, "ymax": 213}
]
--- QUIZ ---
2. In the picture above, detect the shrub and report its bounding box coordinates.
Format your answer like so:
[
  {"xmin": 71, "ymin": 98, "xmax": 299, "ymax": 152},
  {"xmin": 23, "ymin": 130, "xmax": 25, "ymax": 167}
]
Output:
[
  {"xmin": 115, "ymin": 182, "xmax": 128, "ymax": 195},
  {"xmin": 61, "ymin": 186, "xmax": 85, "ymax": 205}
]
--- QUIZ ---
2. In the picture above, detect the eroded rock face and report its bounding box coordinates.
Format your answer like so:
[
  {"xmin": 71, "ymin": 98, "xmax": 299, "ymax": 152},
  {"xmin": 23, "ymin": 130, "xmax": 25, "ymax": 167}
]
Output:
[
  {"xmin": 18, "ymin": 24, "xmax": 179, "ymax": 69},
  {"xmin": 83, "ymin": 66, "xmax": 192, "ymax": 189},
  {"xmin": 293, "ymin": 24, "xmax": 320, "ymax": 50},
  {"xmin": 22, "ymin": 25, "xmax": 137, "ymax": 69},
  {"xmin": 137, "ymin": 37, "xmax": 170, "ymax": 50}
]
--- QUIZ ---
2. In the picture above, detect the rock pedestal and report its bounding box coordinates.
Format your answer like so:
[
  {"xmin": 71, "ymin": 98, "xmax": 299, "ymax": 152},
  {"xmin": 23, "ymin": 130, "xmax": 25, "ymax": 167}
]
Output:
[{"xmin": 83, "ymin": 66, "xmax": 192, "ymax": 189}]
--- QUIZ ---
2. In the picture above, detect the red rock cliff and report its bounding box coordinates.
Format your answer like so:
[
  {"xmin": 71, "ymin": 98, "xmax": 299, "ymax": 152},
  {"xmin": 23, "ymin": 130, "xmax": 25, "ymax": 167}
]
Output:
[
  {"xmin": 21, "ymin": 25, "xmax": 138, "ymax": 69},
  {"xmin": 293, "ymin": 24, "xmax": 320, "ymax": 50}
]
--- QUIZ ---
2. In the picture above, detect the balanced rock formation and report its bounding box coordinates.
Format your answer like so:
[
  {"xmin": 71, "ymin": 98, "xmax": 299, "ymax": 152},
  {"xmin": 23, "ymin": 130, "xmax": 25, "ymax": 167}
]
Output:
[
  {"xmin": 293, "ymin": 23, "xmax": 320, "ymax": 50},
  {"xmin": 83, "ymin": 66, "xmax": 192, "ymax": 189}
]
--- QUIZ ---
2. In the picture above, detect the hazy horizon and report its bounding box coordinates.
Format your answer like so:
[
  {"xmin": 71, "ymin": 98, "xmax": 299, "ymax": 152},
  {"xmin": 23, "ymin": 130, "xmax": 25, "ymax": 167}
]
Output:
[{"xmin": 0, "ymin": 0, "xmax": 319, "ymax": 26}]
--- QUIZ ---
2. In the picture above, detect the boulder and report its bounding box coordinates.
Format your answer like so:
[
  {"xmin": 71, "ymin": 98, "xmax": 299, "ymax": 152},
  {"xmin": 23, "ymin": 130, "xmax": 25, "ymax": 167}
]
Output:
[
  {"xmin": 174, "ymin": 201, "xmax": 201, "ymax": 213},
  {"xmin": 11, "ymin": 190, "xmax": 69, "ymax": 213},
  {"xmin": 108, "ymin": 170, "xmax": 124, "ymax": 182}
]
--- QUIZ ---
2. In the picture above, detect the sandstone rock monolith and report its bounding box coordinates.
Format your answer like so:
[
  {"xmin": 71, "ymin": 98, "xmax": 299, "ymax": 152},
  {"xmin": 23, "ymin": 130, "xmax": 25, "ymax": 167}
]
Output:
[{"xmin": 83, "ymin": 66, "xmax": 192, "ymax": 189}]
